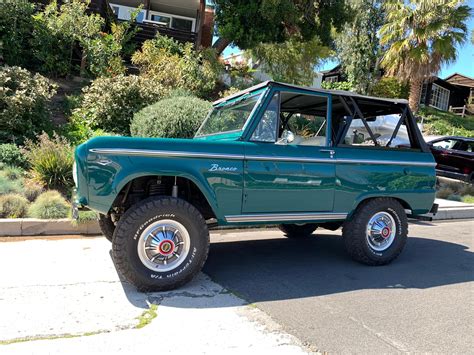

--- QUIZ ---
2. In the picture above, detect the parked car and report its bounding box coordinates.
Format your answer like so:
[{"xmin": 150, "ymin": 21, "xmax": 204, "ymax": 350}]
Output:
[
  {"xmin": 73, "ymin": 81, "xmax": 437, "ymax": 291},
  {"xmin": 427, "ymin": 136, "xmax": 474, "ymax": 182}
]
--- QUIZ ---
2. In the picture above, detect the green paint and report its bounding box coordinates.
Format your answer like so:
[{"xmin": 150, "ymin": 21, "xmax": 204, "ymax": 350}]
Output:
[{"xmin": 135, "ymin": 304, "xmax": 158, "ymax": 329}]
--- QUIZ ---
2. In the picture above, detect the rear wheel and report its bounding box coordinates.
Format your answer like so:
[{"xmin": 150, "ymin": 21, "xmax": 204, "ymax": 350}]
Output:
[
  {"xmin": 112, "ymin": 197, "xmax": 209, "ymax": 292},
  {"xmin": 278, "ymin": 223, "xmax": 318, "ymax": 238},
  {"xmin": 342, "ymin": 198, "xmax": 407, "ymax": 265}
]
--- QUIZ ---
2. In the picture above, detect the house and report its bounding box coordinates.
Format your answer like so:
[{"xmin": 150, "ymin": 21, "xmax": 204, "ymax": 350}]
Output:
[
  {"xmin": 320, "ymin": 64, "xmax": 345, "ymax": 84},
  {"xmin": 420, "ymin": 73, "xmax": 474, "ymax": 113},
  {"xmin": 31, "ymin": 0, "xmax": 214, "ymax": 48},
  {"xmin": 108, "ymin": 0, "xmax": 214, "ymax": 47}
]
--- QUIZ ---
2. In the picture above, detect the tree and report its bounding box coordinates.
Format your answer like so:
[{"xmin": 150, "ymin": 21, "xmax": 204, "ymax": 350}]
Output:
[
  {"xmin": 380, "ymin": 0, "xmax": 471, "ymax": 112},
  {"xmin": 248, "ymin": 35, "xmax": 331, "ymax": 86},
  {"xmin": 335, "ymin": 0, "xmax": 384, "ymax": 94},
  {"xmin": 212, "ymin": 0, "xmax": 349, "ymax": 55}
]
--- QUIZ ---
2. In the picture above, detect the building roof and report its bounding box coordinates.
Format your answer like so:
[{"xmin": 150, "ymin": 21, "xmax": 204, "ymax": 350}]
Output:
[
  {"xmin": 213, "ymin": 81, "xmax": 409, "ymax": 106},
  {"xmin": 443, "ymin": 73, "xmax": 474, "ymax": 88}
]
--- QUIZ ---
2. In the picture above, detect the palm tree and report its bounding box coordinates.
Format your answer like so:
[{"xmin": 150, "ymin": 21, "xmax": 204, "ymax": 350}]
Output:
[{"xmin": 380, "ymin": 0, "xmax": 471, "ymax": 112}]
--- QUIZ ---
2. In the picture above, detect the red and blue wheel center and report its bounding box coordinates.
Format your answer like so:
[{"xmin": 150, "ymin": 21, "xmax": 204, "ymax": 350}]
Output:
[
  {"xmin": 381, "ymin": 227, "xmax": 391, "ymax": 239},
  {"xmin": 158, "ymin": 240, "xmax": 175, "ymax": 255}
]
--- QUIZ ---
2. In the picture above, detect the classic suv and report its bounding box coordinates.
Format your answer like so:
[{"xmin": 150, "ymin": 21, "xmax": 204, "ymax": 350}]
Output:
[
  {"xmin": 427, "ymin": 136, "xmax": 474, "ymax": 182},
  {"xmin": 73, "ymin": 81, "xmax": 437, "ymax": 291}
]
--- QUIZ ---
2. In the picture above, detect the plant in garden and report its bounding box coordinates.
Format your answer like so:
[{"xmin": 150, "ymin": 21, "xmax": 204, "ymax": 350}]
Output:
[
  {"xmin": 131, "ymin": 96, "xmax": 212, "ymax": 139},
  {"xmin": 380, "ymin": 0, "xmax": 471, "ymax": 112},
  {"xmin": 321, "ymin": 81, "xmax": 355, "ymax": 92},
  {"xmin": 248, "ymin": 35, "xmax": 331, "ymax": 86},
  {"xmin": 0, "ymin": 144, "xmax": 29, "ymax": 169},
  {"xmin": 28, "ymin": 190, "xmax": 69, "ymax": 219},
  {"xmin": 25, "ymin": 133, "xmax": 74, "ymax": 194},
  {"xmin": 418, "ymin": 107, "xmax": 474, "ymax": 138},
  {"xmin": 0, "ymin": 173, "xmax": 23, "ymax": 196},
  {"xmin": 371, "ymin": 77, "xmax": 409, "ymax": 99},
  {"xmin": 73, "ymin": 75, "xmax": 166, "ymax": 135},
  {"xmin": 335, "ymin": 0, "xmax": 384, "ymax": 94},
  {"xmin": 31, "ymin": 0, "xmax": 104, "ymax": 77},
  {"xmin": 23, "ymin": 178, "xmax": 44, "ymax": 202},
  {"xmin": 0, "ymin": 0, "xmax": 35, "ymax": 68},
  {"xmin": 132, "ymin": 34, "xmax": 222, "ymax": 98},
  {"xmin": 0, "ymin": 66, "xmax": 57, "ymax": 144},
  {"xmin": 0, "ymin": 194, "xmax": 29, "ymax": 218}
]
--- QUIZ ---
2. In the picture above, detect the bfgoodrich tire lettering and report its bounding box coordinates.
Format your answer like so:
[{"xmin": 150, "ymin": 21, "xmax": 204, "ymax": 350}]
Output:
[
  {"xmin": 342, "ymin": 198, "xmax": 408, "ymax": 265},
  {"xmin": 278, "ymin": 223, "xmax": 318, "ymax": 238},
  {"xmin": 112, "ymin": 197, "xmax": 209, "ymax": 291}
]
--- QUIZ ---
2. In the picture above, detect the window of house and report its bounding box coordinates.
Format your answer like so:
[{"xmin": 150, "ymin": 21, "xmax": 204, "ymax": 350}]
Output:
[
  {"xmin": 324, "ymin": 76, "xmax": 338, "ymax": 83},
  {"xmin": 151, "ymin": 14, "xmax": 171, "ymax": 26},
  {"xmin": 172, "ymin": 17, "xmax": 193, "ymax": 32},
  {"xmin": 111, "ymin": 6, "xmax": 119, "ymax": 16},
  {"xmin": 430, "ymin": 83, "xmax": 450, "ymax": 111}
]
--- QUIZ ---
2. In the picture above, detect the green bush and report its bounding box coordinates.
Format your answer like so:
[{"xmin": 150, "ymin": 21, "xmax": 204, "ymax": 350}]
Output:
[
  {"xmin": 371, "ymin": 77, "xmax": 409, "ymax": 99},
  {"xmin": 1, "ymin": 166, "xmax": 24, "ymax": 180},
  {"xmin": 28, "ymin": 190, "xmax": 69, "ymax": 219},
  {"xmin": 418, "ymin": 107, "xmax": 474, "ymax": 138},
  {"xmin": 23, "ymin": 178, "xmax": 44, "ymax": 202},
  {"xmin": 0, "ymin": 173, "xmax": 23, "ymax": 195},
  {"xmin": 131, "ymin": 96, "xmax": 212, "ymax": 138},
  {"xmin": 73, "ymin": 75, "xmax": 166, "ymax": 135},
  {"xmin": 132, "ymin": 34, "xmax": 222, "ymax": 98},
  {"xmin": 0, "ymin": 144, "xmax": 29, "ymax": 169},
  {"xmin": 0, "ymin": 66, "xmax": 57, "ymax": 144},
  {"xmin": 462, "ymin": 195, "xmax": 474, "ymax": 204},
  {"xmin": 0, "ymin": 0, "xmax": 35, "ymax": 68},
  {"xmin": 25, "ymin": 133, "xmax": 74, "ymax": 194},
  {"xmin": 0, "ymin": 194, "xmax": 29, "ymax": 218},
  {"xmin": 321, "ymin": 80, "xmax": 355, "ymax": 91}
]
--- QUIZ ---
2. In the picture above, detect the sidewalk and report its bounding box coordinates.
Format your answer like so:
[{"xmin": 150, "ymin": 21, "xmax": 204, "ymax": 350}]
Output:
[
  {"xmin": 0, "ymin": 237, "xmax": 311, "ymax": 354},
  {"xmin": 430, "ymin": 198, "xmax": 474, "ymax": 220}
]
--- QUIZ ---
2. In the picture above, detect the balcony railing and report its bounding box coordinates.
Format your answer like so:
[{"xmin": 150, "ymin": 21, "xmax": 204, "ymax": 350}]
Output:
[{"xmin": 127, "ymin": 21, "xmax": 197, "ymax": 46}]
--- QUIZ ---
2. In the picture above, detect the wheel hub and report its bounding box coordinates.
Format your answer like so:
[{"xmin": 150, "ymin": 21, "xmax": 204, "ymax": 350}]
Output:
[
  {"xmin": 366, "ymin": 211, "xmax": 396, "ymax": 252},
  {"xmin": 137, "ymin": 220, "xmax": 190, "ymax": 272}
]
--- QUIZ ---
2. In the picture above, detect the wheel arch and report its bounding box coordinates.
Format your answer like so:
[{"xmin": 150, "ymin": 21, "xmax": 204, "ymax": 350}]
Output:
[{"xmin": 348, "ymin": 196, "xmax": 412, "ymax": 219}]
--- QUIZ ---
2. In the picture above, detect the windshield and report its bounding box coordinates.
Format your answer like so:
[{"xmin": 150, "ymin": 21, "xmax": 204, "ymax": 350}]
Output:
[{"xmin": 195, "ymin": 91, "xmax": 263, "ymax": 137}]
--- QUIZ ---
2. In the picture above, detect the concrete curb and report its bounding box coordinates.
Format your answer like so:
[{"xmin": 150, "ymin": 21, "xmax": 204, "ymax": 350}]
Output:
[
  {"xmin": 0, "ymin": 219, "xmax": 100, "ymax": 236},
  {"xmin": 431, "ymin": 206, "xmax": 474, "ymax": 220}
]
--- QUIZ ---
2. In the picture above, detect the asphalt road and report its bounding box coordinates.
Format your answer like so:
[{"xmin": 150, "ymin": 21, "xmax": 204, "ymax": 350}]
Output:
[{"xmin": 204, "ymin": 220, "xmax": 474, "ymax": 354}]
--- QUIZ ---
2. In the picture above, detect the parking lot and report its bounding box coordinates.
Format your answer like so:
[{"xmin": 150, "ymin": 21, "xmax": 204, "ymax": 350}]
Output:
[{"xmin": 0, "ymin": 219, "xmax": 473, "ymax": 354}]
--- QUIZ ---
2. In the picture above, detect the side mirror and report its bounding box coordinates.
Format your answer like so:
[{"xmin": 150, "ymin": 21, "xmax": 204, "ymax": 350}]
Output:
[{"xmin": 278, "ymin": 130, "xmax": 295, "ymax": 144}]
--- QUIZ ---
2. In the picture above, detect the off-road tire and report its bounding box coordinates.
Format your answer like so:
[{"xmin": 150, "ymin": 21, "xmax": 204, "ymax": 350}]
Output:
[
  {"xmin": 278, "ymin": 223, "xmax": 318, "ymax": 238},
  {"xmin": 342, "ymin": 198, "xmax": 408, "ymax": 266},
  {"xmin": 112, "ymin": 197, "xmax": 209, "ymax": 292},
  {"xmin": 98, "ymin": 214, "xmax": 115, "ymax": 242}
]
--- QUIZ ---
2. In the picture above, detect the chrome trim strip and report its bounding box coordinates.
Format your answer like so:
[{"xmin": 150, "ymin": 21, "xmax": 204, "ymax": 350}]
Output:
[
  {"xmin": 90, "ymin": 148, "xmax": 436, "ymax": 167},
  {"xmin": 89, "ymin": 148, "xmax": 245, "ymax": 160},
  {"xmin": 225, "ymin": 212, "xmax": 348, "ymax": 223},
  {"xmin": 246, "ymin": 155, "xmax": 436, "ymax": 167}
]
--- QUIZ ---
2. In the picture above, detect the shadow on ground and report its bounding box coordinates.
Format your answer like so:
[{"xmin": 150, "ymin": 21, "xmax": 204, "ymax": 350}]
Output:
[
  {"xmin": 202, "ymin": 233, "xmax": 473, "ymax": 304},
  {"xmin": 115, "ymin": 232, "xmax": 473, "ymax": 308}
]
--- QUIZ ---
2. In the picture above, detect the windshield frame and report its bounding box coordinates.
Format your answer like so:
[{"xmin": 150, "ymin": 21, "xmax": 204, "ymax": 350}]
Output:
[{"xmin": 194, "ymin": 88, "xmax": 266, "ymax": 138}]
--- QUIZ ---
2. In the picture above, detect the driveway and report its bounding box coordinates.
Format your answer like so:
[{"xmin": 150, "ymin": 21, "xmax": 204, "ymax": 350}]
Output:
[{"xmin": 204, "ymin": 220, "xmax": 474, "ymax": 354}]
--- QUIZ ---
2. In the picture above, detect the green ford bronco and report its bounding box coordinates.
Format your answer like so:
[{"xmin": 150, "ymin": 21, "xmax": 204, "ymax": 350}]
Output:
[{"xmin": 73, "ymin": 81, "xmax": 437, "ymax": 291}]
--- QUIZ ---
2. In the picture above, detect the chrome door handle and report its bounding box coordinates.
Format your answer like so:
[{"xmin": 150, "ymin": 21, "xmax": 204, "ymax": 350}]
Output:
[{"xmin": 320, "ymin": 149, "xmax": 335, "ymax": 158}]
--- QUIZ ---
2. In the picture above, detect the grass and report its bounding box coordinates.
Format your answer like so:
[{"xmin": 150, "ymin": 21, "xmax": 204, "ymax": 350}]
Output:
[
  {"xmin": 135, "ymin": 304, "xmax": 158, "ymax": 329},
  {"xmin": 462, "ymin": 195, "xmax": 474, "ymax": 204},
  {"xmin": 418, "ymin": 107, "xmax": 474, "ymax": 138}
]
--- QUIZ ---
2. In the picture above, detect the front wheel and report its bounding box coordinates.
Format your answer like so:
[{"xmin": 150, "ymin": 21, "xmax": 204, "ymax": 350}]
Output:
[
  {"xmin": 112, "ymin": 197, "xmax": 209, "ymax": 292},
  {"xmin": 278, "ymin": 223, "xmax": 318, "ymax": 238},
  {"xmin": 342, "ymin": 198, "xmax": 408, "ymax": 265}
]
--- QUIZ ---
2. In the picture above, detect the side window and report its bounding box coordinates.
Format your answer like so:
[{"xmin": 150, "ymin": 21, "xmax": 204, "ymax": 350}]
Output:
[
  {"xmin": 432, "ymin": 139, "xmax": 458, "ymax": 150},
  {"xmin": 277, "ymin": 92, "xmax": 328, "ymax": 146},
  {"xmin": 250, "ymin": 93, "xmax": 279, "ymax": 142},
  {"xmin": 333, "ymin": 97, "xmax": 414, "ymax": 149}
]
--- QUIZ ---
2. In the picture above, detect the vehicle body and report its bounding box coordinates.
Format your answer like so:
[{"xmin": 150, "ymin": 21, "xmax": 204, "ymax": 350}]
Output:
[
  {"xmin": 73, "ymin": 81, "xmax": 437, "ymax": 291},
  {"xmin": 427, "ymin": 136, "xmax": 474, "ymax": 182}
]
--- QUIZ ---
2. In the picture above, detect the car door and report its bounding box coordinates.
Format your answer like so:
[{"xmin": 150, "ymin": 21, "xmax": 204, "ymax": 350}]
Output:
[
  {"xmin": 242, "ymin": 91, "xmax": 335, "ymax": 214},
  {"xmin": 431, "ymin": 138, "xmax": 462, "ymax": 173}
]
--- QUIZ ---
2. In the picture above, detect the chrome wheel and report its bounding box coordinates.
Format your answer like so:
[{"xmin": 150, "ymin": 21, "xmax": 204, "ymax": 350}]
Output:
[
  {"xmin": 137, "ymin": 219, "xmax": 190, "ymax": 272},
  {"xmin": 366, "ymin": 211, "xmax": 396, "ymax": 252}
]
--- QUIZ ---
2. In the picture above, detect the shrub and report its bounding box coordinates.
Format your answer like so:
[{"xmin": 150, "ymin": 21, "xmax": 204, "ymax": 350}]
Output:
[
  {"xmin": 0, "ymin": 194, "xmax": 29, "ymax": 218},
  {"xmin": 418, "ymin": 107, "xmax": 474, "ymax": 138},
  {"xmin": 28, "ymin": 190, "xmax": 69, "ymax": 219},
  {"xmin": 132, "ymin": 34, "xmax": 222, "ymax": 98},
  {"xmin": 371, "ymin": 77, "xmax": 409, "ymax": 99},
  {"xmin": 131, "ymin": 96, "xmax": 212, "ymax": 139},
  {"xmin": 0, "ymin": 0, "xmax": 35, "ymax": 68},
  {"xmin": 462, "ymin": 195, "xmax": 474, "ymax": 204},
  {"xmin": 0, "ymin": 66, "xmax": 57, "ymax": 144},
  {"xmin": 321, "ymin": 80, "xmax": 355, "ymax": 91},
  {"xmin": 1, "ymin": 166, "xmax": 24, "ymax": 180},
  {"xmin": 23, "ymin": 178, "xmax": 44, "ymax": 202},
  {"xmin": 73, "ymin": 75, "xmax": 166, "ymax": 135},
  {"xmin": 25, "ymin": 133, "xmax": 74, "ymax": 194},
  {"xmin": 0, "ymin": 144, "xmax": 29, "ymax": 169},
  {"xmin": 447, "ymin": 194, "xmax": 462, "ymax": 202},
  {"xmin": 0, "ymin": 173, "xmax": 23, "ymax": 195}
]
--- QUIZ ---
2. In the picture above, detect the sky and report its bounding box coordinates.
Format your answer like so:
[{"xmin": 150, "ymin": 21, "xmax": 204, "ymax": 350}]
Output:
[{"xmin": 214, "ymin": 0, "xmax": 474, "ymax": 80}]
